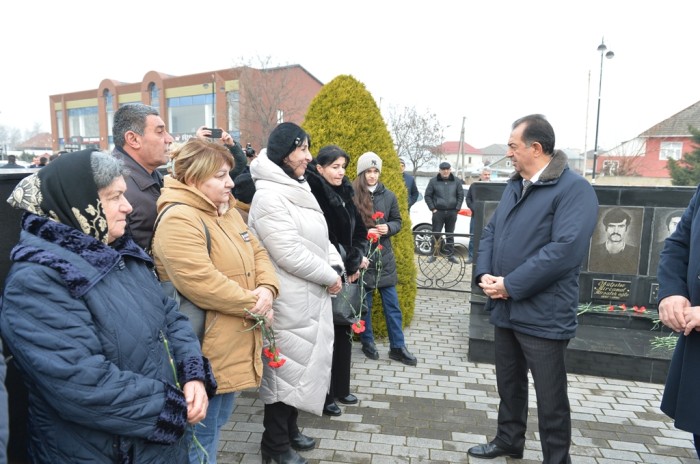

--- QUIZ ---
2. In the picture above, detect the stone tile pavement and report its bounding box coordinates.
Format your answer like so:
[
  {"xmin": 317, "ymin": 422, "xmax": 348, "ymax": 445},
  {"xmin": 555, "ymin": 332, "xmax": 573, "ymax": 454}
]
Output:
[{"xmin": 215, "ymin": 288, "xmax": 697, "ymax": 463}]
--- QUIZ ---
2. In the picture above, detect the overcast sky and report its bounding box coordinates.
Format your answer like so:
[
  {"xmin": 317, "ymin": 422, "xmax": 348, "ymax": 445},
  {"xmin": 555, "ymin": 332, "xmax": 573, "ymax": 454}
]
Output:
[{"xmin": 1, "ymin": 0, "xmax": 698, "ymax": 152}]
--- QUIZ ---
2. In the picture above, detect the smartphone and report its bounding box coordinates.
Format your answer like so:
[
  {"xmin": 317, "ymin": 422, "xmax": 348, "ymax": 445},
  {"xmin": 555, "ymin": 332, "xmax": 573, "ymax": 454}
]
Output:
[{"xmin": 205, "ymin": 128, "xmax": 223, "ymax": 139}]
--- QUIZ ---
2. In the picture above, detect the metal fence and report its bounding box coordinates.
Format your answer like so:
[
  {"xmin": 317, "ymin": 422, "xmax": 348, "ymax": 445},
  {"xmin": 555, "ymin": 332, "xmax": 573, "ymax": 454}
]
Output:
[{"xmin": 412, "ymin": 230, "xmax": 472, "ymax": 293}]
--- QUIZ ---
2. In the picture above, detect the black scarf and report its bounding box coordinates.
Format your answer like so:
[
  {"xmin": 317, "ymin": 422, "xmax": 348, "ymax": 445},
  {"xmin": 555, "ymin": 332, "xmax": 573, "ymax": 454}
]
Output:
[{"xmin": 7, "ymin": 149, "xmax": 110, "ymax": 244}]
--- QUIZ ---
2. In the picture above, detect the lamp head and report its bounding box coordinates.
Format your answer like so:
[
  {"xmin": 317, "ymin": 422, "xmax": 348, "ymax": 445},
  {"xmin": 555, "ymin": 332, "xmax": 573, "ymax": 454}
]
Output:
[{"xmin": 605, "ymin": 51, "xmax": 615, "ymax": 59}]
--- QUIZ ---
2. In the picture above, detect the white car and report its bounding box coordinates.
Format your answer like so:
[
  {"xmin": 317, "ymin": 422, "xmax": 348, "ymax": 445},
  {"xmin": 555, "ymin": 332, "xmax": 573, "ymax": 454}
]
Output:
[{"xmin": 410, "ymin": 186, "xmax": 471, "ymax": 255}]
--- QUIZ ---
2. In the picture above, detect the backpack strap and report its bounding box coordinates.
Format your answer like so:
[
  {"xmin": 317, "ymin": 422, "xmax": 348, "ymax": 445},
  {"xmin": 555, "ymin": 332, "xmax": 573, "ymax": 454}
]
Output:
[{"xmin": 150, "ymin": 203, "xmax": 211, "ymax": 256}]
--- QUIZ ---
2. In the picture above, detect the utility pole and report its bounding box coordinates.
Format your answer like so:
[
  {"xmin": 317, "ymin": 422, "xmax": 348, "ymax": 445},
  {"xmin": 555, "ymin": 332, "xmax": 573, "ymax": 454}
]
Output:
[{"xmin": 458, "ymin": 117, "xmax": 466, "ymax": 178}]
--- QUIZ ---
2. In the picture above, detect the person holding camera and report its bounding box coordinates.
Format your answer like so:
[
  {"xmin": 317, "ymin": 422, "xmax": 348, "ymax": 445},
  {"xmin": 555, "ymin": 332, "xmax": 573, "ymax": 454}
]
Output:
[{"xmin": 241, "ymin": 142, "xmax": 257, "ymax": 174}]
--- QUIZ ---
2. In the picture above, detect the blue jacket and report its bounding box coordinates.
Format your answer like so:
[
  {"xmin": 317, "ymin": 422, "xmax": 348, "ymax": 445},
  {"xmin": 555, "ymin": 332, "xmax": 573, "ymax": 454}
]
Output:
[
  {"xmin": 0, "ymin": 214, "xmax": 216, "ymax": 463},
  {"xmin": 659, "ymin": 185, "xmax": 700, "ymax": 435},
  {"xmin": 474, "ymin": 151, "xmax": 598, "ymax": 340},
  {"xmin": 0, "ymin": 338, "xmax": 7, "ymax": 464}
]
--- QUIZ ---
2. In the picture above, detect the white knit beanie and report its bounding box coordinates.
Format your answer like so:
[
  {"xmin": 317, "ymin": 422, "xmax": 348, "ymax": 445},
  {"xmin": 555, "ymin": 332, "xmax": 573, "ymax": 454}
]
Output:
[{"xmin": 356, "ymin": 152, "xmax": 382, "ymax": 175}]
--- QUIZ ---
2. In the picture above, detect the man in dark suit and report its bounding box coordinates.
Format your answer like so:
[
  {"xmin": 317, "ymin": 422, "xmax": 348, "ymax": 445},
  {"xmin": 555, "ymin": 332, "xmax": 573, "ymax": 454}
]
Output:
[
  {"xmin": 469, "ymin": 114, "xmax": 598, "ymax": 463},
  {"xmin": 658, "ymin": 190, "xmax": 700, "ymax": 459}
]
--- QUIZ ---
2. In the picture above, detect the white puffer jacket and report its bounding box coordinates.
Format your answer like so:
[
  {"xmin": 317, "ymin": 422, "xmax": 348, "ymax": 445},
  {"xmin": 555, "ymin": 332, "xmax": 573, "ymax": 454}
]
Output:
[{"xmin": 248, "ymin": 152, "xmax": 341, "ymax": 415}]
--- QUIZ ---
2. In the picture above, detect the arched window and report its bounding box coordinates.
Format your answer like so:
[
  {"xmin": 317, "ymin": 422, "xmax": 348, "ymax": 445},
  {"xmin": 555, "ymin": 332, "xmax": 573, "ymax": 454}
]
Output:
[{"xmin": 149, "ymin": 83, "xmax": 159, "ymax": 107}]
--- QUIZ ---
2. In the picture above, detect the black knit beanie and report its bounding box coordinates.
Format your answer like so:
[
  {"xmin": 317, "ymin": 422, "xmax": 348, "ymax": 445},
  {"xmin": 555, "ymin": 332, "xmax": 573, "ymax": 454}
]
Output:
[{"xmin": 266, "ymin": 122, "xmax": 310, "ymax": 166}]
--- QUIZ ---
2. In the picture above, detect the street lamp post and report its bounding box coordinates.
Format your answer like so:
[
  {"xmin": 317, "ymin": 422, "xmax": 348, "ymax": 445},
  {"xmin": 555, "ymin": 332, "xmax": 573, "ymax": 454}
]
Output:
[{"xmin": 591, "ymin": 38, "xmax": 614, "ymax": 183}]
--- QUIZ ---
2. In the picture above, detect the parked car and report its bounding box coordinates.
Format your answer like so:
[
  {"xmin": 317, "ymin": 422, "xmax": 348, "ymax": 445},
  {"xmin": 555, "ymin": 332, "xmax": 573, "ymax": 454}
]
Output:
[{"xmin": 410, "ymin": 186, "xmax": 471, "ymax": 255}]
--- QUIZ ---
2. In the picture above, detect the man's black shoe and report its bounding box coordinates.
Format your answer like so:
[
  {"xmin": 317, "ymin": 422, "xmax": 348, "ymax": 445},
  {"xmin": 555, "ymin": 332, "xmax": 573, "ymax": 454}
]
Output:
[
  {"xmin": 467, "ymin": 442, "xmax": 523, "ymax": 459},
  {"xmin": 261, "ymin": 448, "xmax": 308, "ymax": 464},
  {"xmin": 447, "ymin": 255, "xmax": 459, "ymax": 264},
  {"xmin": 289, "ymin": 432, "xmax": 316, "ymax": 451},
  {"xmin": 426, "ymin": 256, "xmax": 437, "ymax": 263},
  {"xmin": 389, "ymin": 347, "xmax": 417, "ymax": 366},
  {"xmin": 322, "ymin": 402, "xmax": 342, "ymax": 416},
  {"xmin": 361, "ymin": 342, "xmax": 379, "ymax": 360},
  {"xmin": 337, "ymin": 394, "xmax": 358, "ymax": 405}
]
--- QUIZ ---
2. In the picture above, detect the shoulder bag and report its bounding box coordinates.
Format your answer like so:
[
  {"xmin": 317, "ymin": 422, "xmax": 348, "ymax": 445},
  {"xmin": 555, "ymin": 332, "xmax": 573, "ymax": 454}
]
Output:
[
  {"xmin": 151, "ymin": 203, "xmax": 210, "ymax": 343},
  {"xmin": 331, "ymin": 269, "xmax": 364, "ymax": 325}
]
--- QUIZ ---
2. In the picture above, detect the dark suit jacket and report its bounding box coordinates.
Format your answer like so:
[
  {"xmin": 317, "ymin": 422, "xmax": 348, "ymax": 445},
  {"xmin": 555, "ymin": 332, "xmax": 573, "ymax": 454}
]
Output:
[{"xmin": 659, "ymin": 185, "xmax": 700, "ymax": 435}]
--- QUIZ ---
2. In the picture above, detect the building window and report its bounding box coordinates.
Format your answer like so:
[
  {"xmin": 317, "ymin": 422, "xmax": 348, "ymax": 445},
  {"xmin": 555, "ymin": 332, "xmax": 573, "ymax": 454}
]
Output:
[
  {"xmin": 149, "ymin": 83, "xmax": 159, "ymax": 108},
  {"xmin": 277, "ymin": 109, "xmax": 284, "ymax": 124},
  {"xmin": 226, "ymin": 91, "xmax": 240, "ymax": 139},
  {"xmin": 167, "ymin": 95, "xmax": 211, "ymax": 142},
  {"xmin": 104, "ymin": 90, "xmax": 114, "ymax": 146},
  {"xmin": 68, "ymin": 107, "xmax": 99, "ymax": 139},
  {"xmin": 660, "ymin": 141, "xmax": 682, "ymax": 161},
  {"xmin": 56, "ymin": 109, "xmax": 64, "ymax": 144}
]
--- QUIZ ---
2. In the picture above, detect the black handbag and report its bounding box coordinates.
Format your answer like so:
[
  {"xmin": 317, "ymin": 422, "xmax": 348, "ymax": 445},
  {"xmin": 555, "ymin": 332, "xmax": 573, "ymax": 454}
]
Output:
[{"xmin": 331, "ymin": 270, "xmax": 364, "ymax": 325}]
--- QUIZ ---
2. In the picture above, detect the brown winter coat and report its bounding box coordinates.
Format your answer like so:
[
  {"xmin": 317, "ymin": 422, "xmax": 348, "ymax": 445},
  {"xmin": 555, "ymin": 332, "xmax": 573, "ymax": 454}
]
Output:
[{"xmin": 152, "ymin": 176, "xmax": 279, "ymax": 394}]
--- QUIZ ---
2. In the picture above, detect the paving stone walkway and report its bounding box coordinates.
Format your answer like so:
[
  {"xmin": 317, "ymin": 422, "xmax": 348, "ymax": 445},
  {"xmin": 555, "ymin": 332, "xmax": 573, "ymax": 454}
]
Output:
[{"xmin": 215, "ymin": 288, "xmax": 696, "ymax": 463}]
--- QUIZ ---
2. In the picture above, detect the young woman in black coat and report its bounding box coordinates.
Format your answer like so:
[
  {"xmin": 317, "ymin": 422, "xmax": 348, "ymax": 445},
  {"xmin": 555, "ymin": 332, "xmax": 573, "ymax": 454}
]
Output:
[{"xmin": 306, "ymin": 145, "xmax": 368, "ymax": 417}]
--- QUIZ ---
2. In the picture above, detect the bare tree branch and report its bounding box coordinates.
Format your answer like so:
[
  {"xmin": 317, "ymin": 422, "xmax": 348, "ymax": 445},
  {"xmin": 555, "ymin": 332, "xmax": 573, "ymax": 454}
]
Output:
[{"xmin": 387, "ymin": 105, "xmax": 445, "ymax": 175}]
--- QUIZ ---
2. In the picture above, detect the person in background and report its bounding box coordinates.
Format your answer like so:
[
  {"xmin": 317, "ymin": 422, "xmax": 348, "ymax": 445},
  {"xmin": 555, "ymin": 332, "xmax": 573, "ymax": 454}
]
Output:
[
  {"xmin": 28, "ymin": 155, "xmax": 41, "ymax": 168},
  {"xmin": 111, "ymin": 103, "xmax": 174, "ymax": 250},
  {"xmin": 248, "ymin": 122, "xmax": 342, "ymax": 464},
  {"xmin": 399, "ymin": 158, "xmax": 419, "ymax": 210},
  {"xmin": 468, "ymin": 114, "xmax": 598, "ymax": 463},
  {"xmin": 424, "ymin": 161, "xmax": 464, "ymax": 264},
  {"xmin": 466, "ymin": 167, "xmax": 491, "ymax": 264},
  {"xmin": 353, "ymin": 152, "xmax": 418, "ymax": 367},
  {"xmin": 242, "ymin": 143, "xmax": 257, "ymax": 174},
  {"xmin": 232, "ymin": 172, "xmax": 256, "ymax": 224},
  {"xmin": 306, "ymin": 144, "xmax": 369, "ymax": 418},
  {"xmin": 1, "ymin": 155, "xmax": 23, "ymax": 169},
  {"xmin": 152, "ymin": 137, "xmax": 279, "ymax": 464},
  {"xmin": 658, "ymin": 190, "xmax": 700, "ymax": 459},
  {"xmin": 0, "ymin": 338, "xmax": 7, "ymax": 464},
  {"xmin": 1, "ymin": 149, "xmax": 216, "ymax": 463}
]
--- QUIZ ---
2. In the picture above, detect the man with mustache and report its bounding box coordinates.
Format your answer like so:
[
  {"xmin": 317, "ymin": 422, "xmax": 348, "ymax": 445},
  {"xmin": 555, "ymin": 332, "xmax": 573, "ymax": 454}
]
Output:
[{"xmin": 588, "ymin": 207, "xmax": 640, "ymax": 275}]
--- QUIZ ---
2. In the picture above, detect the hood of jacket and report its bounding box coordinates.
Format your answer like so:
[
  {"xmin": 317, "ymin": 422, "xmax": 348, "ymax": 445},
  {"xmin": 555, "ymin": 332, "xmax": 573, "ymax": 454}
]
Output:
[{"xmin": 250, "ymin": 151, "xmax": 321, "ymax": 213}]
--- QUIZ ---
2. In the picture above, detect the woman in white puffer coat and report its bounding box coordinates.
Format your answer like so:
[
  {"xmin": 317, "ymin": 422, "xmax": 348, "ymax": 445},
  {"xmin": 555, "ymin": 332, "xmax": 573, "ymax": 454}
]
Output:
[{"xmin": 248, "ymin": 122, "xmax": 343, "ymax": 464}]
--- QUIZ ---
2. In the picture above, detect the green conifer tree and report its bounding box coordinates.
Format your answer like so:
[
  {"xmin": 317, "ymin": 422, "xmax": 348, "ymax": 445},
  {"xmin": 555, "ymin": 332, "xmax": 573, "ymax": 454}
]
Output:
[
  {"xmin": 667, "ymin": 126, "xmax": 700, "ymax": 186},
  {"xmin": 303, "ymin": 75, "xmax": 418, "ymax": 337}
]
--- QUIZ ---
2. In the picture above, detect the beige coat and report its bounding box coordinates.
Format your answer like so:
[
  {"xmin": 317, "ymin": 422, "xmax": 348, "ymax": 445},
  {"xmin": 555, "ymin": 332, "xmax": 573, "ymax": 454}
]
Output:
[{"xmin": 152, "ymin": 177, "xmax": 279, "ymax": 394}]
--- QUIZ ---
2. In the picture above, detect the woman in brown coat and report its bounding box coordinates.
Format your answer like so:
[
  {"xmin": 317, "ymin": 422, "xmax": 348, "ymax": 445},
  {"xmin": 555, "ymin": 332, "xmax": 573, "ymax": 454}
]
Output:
[{"xmin": 152, "ymin": 138, "xmax": 280, "ymax": 464}]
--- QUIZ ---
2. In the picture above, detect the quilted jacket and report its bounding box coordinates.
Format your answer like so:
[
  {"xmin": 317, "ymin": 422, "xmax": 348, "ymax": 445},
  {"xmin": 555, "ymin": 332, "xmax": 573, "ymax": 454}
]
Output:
[{"xmin": 0, "ymin": 214, "xmax": 216, "ymax": 463}]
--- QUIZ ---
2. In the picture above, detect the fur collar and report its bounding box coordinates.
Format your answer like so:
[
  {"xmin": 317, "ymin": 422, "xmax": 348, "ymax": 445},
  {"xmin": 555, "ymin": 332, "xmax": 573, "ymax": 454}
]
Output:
[
  {"xmin": 306, "ymin": 167, "xmax": 355, "ymax": 207},
  {"xmin": 11, "ymin": 213, "xmax": 152, "ymax": 298},
  {"xmin": 510, "ymin": 149, "xmax": 569, "ymax": 184}
]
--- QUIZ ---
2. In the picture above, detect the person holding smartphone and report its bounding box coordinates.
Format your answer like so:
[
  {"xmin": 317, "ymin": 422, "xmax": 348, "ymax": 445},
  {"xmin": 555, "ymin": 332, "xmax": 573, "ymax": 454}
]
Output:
[{"xmin": 196, "ymin": 126, "xmax": 247, "ymax": 180}]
